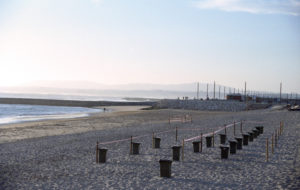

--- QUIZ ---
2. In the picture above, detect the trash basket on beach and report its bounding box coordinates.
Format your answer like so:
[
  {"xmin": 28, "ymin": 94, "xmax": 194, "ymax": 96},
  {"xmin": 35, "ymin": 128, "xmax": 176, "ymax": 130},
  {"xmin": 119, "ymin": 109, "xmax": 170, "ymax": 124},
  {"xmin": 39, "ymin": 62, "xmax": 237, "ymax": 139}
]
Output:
[
  {"xmin": 220, "ymin": 145, "xmax": 229, "ymax": 159},
  {"xmin": 242, "ymin": 134, "xmax": 249, "ymax": 145},
  {"xmin": 235, "ymin": 137, "xmax": 243, "ymax": 150},
  {"xmin": 248, "ymin": 132, "xmax": 254, "ymax": 142},
  {"xmin": 172, "ymin": 146, "xmax": 181, "ymax": 161},
  {"xmin": 206, "ymin": 136, "xmax": 213, "ymax": 148},
  {"xmin": 219, "ymin": 134, "xmax": 226, "ymax": 144},
  {"xmin": 98, "ymin": 148, "xmax": 107, "ymax": 163},
  {"xmin": 132, "ymin": 142, "xmax": 140, "ymax": 155},
  {"xmin": 154, "ymin": 138, "xmax": 161, "ymax": 149},
  {"xmin": 192, "ymin": 141, "xmax": 201, "ymax": 153},
  {"xmin": 229, "ymin": 140, "xmax": 237, "ymax": 154},
  {"xmin": 159, "ymin": 159, "xmax": 172, "ymax": 178},
  {"xmin": 252, "ymin": 129, "xmax": 259, "ymax": 138},
  {"xmin": 255, "ymin": 126, "xmax": 264, "ymax": 134}
]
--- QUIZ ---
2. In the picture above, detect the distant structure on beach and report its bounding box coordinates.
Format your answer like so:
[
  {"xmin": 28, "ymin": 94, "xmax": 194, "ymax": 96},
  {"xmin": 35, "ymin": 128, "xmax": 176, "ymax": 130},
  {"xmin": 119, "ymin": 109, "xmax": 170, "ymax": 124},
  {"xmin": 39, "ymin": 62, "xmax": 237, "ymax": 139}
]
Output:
[{"xmin": 226, "ymin": 93, "xmax": 242, "ymax": 101}]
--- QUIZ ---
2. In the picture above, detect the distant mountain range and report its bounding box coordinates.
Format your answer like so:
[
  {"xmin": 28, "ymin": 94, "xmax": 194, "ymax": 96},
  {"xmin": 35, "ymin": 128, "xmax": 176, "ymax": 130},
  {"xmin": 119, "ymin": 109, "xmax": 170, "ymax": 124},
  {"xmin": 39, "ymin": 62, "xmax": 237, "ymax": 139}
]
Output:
[
  {"xmin": 21, "ymin": 80, "xmax": 211, "ymax": 91},
  {"xmin": 0, "ymin": 81, "xmax": 230, "ymax": 100}
]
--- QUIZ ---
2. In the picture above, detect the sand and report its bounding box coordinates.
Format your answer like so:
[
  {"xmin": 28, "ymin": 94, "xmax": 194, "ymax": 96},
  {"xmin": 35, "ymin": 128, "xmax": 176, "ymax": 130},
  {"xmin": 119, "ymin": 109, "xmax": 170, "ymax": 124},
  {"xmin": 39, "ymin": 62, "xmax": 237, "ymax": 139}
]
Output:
[
  {"xmin": 0, "ymin": 107, "xmax": 300, "ymax": 189},
  {"xmin": 0, "ymin": 106, "xmax": 150, "ymax": 144}
]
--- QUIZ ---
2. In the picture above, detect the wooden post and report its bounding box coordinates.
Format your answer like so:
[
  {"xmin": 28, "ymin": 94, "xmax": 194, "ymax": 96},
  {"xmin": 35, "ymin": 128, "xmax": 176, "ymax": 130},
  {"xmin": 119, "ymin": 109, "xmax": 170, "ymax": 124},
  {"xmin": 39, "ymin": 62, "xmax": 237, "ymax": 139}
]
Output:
[
  {"xmin": 130, "ymin": 136, "xmax": 133, "ymax": 155},
  {"xmin": 271, "ymin": 134, "xmax": 274, "ymax": 154},
  {"xmin": 96, "ymin": 141, "xmax": 99, "ymax": 163},
  {"xmin": 175, "ymin": 127, "xmax": 178, "ymax": 142},
  {"xmin": 182, "ymin": 139, "xmax": 185, "ymax": 161},
  {"xmin": 224, "ymin": 124, "xmax": 227, "ymax": 135},
  {"xmin": 279, "ymin": 126, "xmax": 281, "ymax": 136},
  {"xmin": 212, "ymin": 131, "xmax": 215, "ymax": 147},
  {"xmin": 240, "ymin": 121, "xmax": 243, "ymax": 134},
  {"xmin": 233, "ymin": 121, "xmax": 236, "ymax": 136},
  {"xmin": 275, "ymin": 130, "xmax": 277, "ymax": 148},
  {"xmin": 152, "ymin": 132, "xmax": 154, "ymax": 148},
  {"xmin": 279, "ymin": 121, "xmax": 282, "ymax": 135},
  {"xmin": 266, "ymin": 138, "xmax": 269, "ymax": 162},
  {"xmin": 200, "ymin": 133, "xmax": 203, "ymax": 153}
]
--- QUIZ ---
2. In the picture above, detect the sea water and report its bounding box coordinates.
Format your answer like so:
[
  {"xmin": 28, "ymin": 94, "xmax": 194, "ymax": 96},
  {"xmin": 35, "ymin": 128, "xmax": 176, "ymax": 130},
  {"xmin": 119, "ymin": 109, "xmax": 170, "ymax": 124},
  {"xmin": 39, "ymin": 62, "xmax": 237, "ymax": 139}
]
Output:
[{"xmin": 0, "ymin": 104, "xmax": 102, "ymax": 125}]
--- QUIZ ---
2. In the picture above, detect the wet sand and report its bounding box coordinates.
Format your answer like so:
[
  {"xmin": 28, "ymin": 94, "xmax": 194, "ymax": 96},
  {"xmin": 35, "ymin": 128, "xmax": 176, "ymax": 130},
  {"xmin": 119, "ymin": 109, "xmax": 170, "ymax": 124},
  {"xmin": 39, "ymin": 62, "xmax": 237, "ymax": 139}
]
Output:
[{"xmin": 0, "ymin": 106, "xmax": 151, "ymax": 144}]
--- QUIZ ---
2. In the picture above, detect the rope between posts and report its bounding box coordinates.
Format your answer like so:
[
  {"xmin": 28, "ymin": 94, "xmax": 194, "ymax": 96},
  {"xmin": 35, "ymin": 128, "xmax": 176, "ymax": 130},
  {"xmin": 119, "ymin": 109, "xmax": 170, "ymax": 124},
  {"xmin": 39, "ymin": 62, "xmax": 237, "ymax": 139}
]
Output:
[
  {"xmin": 184, "ymin": 122, "xmax": 241, "ymax": 142},
  {"xmin": 98, "ymin": 120, "xmax": 259, "ymax": 145}
]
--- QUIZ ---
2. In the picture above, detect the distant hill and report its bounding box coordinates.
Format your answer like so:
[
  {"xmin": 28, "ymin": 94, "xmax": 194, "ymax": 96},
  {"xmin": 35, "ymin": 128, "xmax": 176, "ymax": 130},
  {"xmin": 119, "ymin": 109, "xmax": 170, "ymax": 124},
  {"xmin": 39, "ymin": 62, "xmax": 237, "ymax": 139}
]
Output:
[{"xmin": 0, "ymin": 81, "xmax": 229, "ymax": 100}]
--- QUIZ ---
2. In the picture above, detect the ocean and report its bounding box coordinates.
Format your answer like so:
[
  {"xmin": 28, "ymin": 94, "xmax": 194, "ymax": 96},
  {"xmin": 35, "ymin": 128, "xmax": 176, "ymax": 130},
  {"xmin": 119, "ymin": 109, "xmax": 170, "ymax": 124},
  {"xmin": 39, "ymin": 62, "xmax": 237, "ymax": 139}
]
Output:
[{"xmin": 0, "ymin": 104, "xmax": 102, "ymax": 125}]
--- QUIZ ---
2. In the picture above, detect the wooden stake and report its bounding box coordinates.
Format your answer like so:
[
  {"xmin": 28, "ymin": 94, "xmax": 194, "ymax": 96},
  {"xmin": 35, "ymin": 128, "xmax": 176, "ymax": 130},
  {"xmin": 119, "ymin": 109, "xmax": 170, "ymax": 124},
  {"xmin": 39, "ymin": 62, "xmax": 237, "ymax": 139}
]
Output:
[
  {"xmin": 280, "ymin": 121, "xmax": 282, "ymax": 135},
  {"xmin": 130, "ymin": 136, "xmax": 133, "ymax": 155},
  {"xmin": 212, "ymin": 131, "xmax": 215, "ymax": 147},
  {"xmin": 182, "ymin": 139, "xmax": 185, "ymax": 161},
  {"xmin": 224, "ymin": 124, "xmax": 227, "ymax": 135},
  {"xmin": 96, "ymin": 141, "xmax": 99, "ymax": 163},
  {"xmin": 266, "ymin": 138, "xmax": 269, "ymax": 162},
  {"xmin": 275, "ymin": 131, "xmax": 277, "ymax": 148},
  {"xmin": 240, "ymin": 121, "xmax": 243, "ymax": 134},
  {"xmin": 176, "ymin": 127, "xmax": 178, "ymax": 142},
  {"xmin": 233, "ymin": 121, "xmax": 236, "ymax": 136},
  {"xmin": 271, "ymin": 134, "xmax": 274, "ymax": 154},
  {"xmin": 152, "ymin": 132, "xmax": 154, "ymax": 148},
  {"xmin": 200, "ymin": 133, "xmax": 203, "ymax": 153}
]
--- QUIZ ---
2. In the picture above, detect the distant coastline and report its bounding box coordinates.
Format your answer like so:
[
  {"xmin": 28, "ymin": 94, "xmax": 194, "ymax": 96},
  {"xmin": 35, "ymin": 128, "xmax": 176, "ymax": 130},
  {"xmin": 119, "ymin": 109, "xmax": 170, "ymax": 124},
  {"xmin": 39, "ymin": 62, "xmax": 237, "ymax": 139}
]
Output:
[{"xmin": 0, "ymin": 97, "xmax": 157, "ymax": 108}]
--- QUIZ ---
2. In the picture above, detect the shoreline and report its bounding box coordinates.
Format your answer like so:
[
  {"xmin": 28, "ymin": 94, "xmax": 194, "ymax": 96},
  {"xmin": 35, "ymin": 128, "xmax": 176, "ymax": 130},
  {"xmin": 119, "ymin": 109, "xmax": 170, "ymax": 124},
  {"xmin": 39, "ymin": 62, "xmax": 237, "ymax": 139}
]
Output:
[
  {"xmin": 0, "ymin": 105, "xmax": 151, "ymax": 144},
  {"xmin": 0, "ymin": 97, "xmax": 156, "ymax": 107}
]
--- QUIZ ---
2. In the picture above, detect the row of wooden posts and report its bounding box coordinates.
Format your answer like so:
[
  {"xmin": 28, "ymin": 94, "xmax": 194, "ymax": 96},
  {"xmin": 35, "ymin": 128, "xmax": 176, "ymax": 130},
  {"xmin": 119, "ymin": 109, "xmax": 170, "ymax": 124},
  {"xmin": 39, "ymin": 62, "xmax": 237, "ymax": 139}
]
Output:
[
  {"xmin": 96, "ymin": 120, "xmax": 245, "ymax": 164},
  {"xmin": 266, "ymin": 121, "xmax": 284, "ymax": 162},
  {"xmin": 95, "ymin": 121, "xmax": 282, "ymax": 178}
]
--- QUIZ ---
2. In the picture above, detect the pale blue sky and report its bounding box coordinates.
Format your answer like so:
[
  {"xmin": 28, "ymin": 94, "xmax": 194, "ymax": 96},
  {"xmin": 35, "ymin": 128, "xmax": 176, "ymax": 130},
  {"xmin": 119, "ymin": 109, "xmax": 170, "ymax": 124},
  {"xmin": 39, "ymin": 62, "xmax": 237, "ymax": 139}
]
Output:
[{"xmin": 0, "ymin": 0, "xmax": 299, "ymax": 93}]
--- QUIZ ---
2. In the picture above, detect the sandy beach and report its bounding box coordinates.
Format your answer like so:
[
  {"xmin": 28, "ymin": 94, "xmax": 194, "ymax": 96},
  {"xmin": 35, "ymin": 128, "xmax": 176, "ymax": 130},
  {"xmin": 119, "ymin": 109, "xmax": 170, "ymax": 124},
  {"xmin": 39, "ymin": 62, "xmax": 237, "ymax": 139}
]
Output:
[{"xmin": 0, "ymin": 107, "xmax": 300, "ymax": 189}]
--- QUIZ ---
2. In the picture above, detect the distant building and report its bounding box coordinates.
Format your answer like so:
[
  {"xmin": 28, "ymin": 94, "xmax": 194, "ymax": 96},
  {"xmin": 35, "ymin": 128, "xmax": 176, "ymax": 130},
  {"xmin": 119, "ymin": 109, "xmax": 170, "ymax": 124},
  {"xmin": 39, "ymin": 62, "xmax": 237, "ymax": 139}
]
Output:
[{"xmin": 226, "ymin": 93, "xmax": 242, "ymax": 101}]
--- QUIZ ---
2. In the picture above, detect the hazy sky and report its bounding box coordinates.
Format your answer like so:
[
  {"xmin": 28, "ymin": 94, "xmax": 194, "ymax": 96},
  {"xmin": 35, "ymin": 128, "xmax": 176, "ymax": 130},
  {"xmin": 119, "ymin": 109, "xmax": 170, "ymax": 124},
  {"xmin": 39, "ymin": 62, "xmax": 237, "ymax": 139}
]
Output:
[{"xmin": 0, "ymin": 0, "xmax": 299, "ymax": 93}]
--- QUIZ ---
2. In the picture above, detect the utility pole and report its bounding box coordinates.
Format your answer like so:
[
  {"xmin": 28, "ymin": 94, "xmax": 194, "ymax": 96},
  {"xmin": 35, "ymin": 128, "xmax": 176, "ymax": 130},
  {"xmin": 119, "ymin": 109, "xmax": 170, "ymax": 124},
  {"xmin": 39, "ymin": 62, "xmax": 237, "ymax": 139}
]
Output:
[
  {"xmin": 244, "ymin": 82, "xmax": 247, "ymax": 103},
  {"xmin": 234, "ymin": 88, "xmax": 235, "ymax": 94},
  {"xmin": 224, "ymin": 87, "xmax": 226, "ymax": 99},
  {"xmin": 280, "ymin": 82, "xmax": 282, "ymax": 104},
  {"xmin": 218, "ymin": 86, "xmax": 221, "ymax": 99},
  {"xmin": 197, "ymin": 82, "xmax": 199, "ymax": 100},
  {"xmin": 206, "ymin": 83, "xmax": 209, "ymax": 100},
  {"xmin": 213, "ymin": 81, "xmax": 216, "ymax": 99}
]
